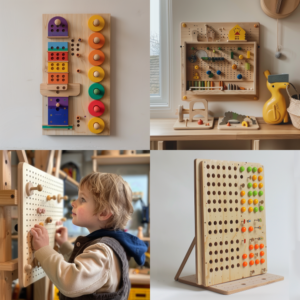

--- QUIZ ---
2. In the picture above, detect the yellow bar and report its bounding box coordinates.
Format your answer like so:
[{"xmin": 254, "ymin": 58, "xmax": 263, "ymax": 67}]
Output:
[
  {"xmin": 247, "ymin": 51, "xmax": 250, "ymax": 58},
  {"xmin": 48, "ymin": 62, "xmax": 69, "ymax": 73}
]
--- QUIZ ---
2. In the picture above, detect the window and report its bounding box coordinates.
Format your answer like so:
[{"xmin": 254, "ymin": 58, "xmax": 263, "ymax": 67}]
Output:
[{"xmin": 150, "ymin": 0, "xmax": 171, "ymax": 108}]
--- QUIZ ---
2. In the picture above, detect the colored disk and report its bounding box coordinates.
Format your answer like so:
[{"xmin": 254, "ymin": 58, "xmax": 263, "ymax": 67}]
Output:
[
  {"xmin": 88, "ymin": 50, "xmax": 105, "ymax": 66},
  {"xmin": 88, "ymin": 100, "xmax": 105, "ymax": 117},
  {"xmin": 88, "ymin": 66, "xmax": 105, "ymax": 82},
  {"xmin": 88, "ymin": 15, "xmax": 105, "ymax": 31},
  {"xmin": 88, "ymin": 117, "xmax": 105, "ymax": 134},
  {"xmin": 88, "ymin": 32, "xmax": 105, "ymax": 49},
  {"xmin": 88, "ymin": 83, "xmax": 105, "ymax": 100}
]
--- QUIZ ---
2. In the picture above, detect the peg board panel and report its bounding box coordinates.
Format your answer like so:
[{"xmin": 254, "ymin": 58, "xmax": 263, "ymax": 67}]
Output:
[
  {"xmin": 195, "ymin": 159, "xmax": 267, "ymax": 287},
  {"xmin": 18, "ymin": 162, "xmax": 64, "ymax": 287},
  {"xmin": 41, "ymin": 14, "xmax": 111, "ymax": 135},
  {"xmin": 181, "ymin": 23, "xmax": 260, "ymax": 101}
]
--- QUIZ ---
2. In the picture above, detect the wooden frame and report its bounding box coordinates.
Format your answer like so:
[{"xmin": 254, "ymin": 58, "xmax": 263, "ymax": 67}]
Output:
[
  {"xmin": 181, "ymin": 22, "xmax": 260, "ymax": 102},
  {"xmin": 41, "ymin": 14, "xmax": 111, "ymax": 136},
  {"xmin": 174, "ymin": 159, "xmax": 284, "ymax": 294}
]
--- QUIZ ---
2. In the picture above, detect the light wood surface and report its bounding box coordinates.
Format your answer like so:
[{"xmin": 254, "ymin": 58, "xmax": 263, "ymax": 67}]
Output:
[
  {"xmin": 42, "ymin": 14, "xmax": 111, "ymax": 136},
  {"xmin": 0, "ymin": 190, "xmax": 18, "ymax": 205},
  {"xmin": 150, "ymin": 118, "xmax": 300, "ymax": 143},
  {"xmin": 260, "ymin": 0, "xmax": 300, "ymax": 19},
  {"xmin": 218, "ymin": 117, "xmax": 260, "ymax": 130},
  {"xmin": 0, "ymin": 258, "xmax": 18, "ymax": 271},
  {"xmin": 177, "ymin": 273, "xmax": 283, "ymax": 295},
  {"xmin": 129, "ymin": 269, "xmax": 150, "ymax": 285},
  {"xmin": 91, "ymin": 154, "xmax": 150, "ymax": 165}
]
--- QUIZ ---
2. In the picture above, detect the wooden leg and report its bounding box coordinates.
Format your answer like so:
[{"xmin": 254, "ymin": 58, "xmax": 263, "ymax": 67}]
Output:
[
  {"xmin": 150, "ymin": 141, "xmax": 157, "ymax": 150},
  {"xmin": 251, "ymin": 140, "xmax": 260, "ymax": 150},
  {"xmin": 157, "ymin": 141, "xmax": 166, "ymax": 150},
  {"xmin": 174, "ymin": 237, "xmax": 196, "ymax": 281}
]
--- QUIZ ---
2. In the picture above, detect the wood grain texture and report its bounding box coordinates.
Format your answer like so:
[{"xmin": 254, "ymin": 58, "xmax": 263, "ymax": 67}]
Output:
[
  {"xmin": 181, "ymin": 23, "xmax": 259, "ymax": 102},
  {"xmin": 0, "ymin": 190, "xmax": 18, "ymax": 206},
  {"xmin": 42, "ymin": 14, "xmax": 110, "ymax": 136}
]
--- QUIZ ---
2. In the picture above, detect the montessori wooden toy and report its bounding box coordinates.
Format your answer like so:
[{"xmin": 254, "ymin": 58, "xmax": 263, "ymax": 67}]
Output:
[
  {"xmin": 41, "ymin": 14, "xmax": 111, "ymax": 135},
  {"xmin": 263, "ymin": 70, "xmax": 290, "ymax": 124},
  {"xmin": 175, "ymin": 159, "xmax": 283, "ymax": 295},
  {"xmin": 174, "ymin": 99, "xmax": 214, "ymax": 130},
  {"xmin": 218, "ymin": 112, "xmax": 259, "ymax": 130},
  {"xmin": 18, "ymin": 162, "xmax": 66, "ymax": 287},
  {"xmin": 180, "ymin": 23, "xmax": 259, "ymax": 102},
  {"xmin": 260, "ymin": 0, "xmax": 300, "ymax": 19}
]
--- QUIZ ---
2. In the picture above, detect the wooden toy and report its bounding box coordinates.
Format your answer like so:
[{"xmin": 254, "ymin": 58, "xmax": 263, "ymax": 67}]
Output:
[
  {"xmin": 175, "ymin": 159, "xmax": 284, "ymax": 295},
  {"xmin": 260, "ymin": 0, "xmax": 300, "ymax": 19},
  {"xmin": 218, "ymin": 112, "xmax": 259, "ymax": 130},
  {"xmin": 263, "ymin": 70, "xmax": 290, "ymax": 124},
  {"xmin": 41, "ymin": 14, "xmax": 111, "ymax": 135},
  {"xmin": 174, "ymin": 99, "xmax": 214, "ymax": 130},
  {"xmin": 18, "ymin": 162, "xmax": 65, "ymax": 287},
  {"xmin": 180, "ymin": 22, "xmax": 259, "ymax": 102}
]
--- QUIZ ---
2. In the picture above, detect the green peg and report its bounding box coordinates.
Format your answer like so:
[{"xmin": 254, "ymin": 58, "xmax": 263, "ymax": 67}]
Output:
[
  {"xmin": 247, "ymin": 183, "xmax": 252, "ymax": 188},
  {"xmin": 213, "ymin": 50, "xmax": 216, "ymax": 53},
  {"xmin": 218, "ymin": 47, "xmax": 221, "ymax": 50},
  {"xmin": 207, "ymin": 47, "xmax": 210, "ymax": 50},
  {"xmin": 259, "ymin": 206, "xmax": 264, "ymax": 212},
  {"xmin": 209, "ymin": 73, "xmax": 214, "ymax": 78},
  {"xmin": 238, "ymin": 47, "xmax": 242, "ymax": 50},
  {"xmin": 253, "ymin": 167, "xmax": 257, "ymax": 172},
  {"xmin": 94, "ymin": 89, "xmax": 100, "ymax": 95},
  {"xmin": 253, "ymin": 191, "xmax": 258, "ymax": 196},
  {"xmin": 248, "ymin": 191, "xmax": 252, "ymax": 197},
  {"xmin": 259, "ymin": 191, "xmax": 263, "ymax": 196},
  {"xmin": 247, "ymin": 167, "xmax": 252, "ymax": 172},
  {"xmin": 231, "ymin": 51, "xmax": 234, "ymax": 59},
  {"xmin": 254, "ymin": 207, "xmax": 258, "ymax": 213},
  {"xmin": 240, "ymin": 166, "xmax": 245, "ymax": 172},
  {"xmin": 191, "ymin": 47, "xmax": 195, "ymax": 50}
]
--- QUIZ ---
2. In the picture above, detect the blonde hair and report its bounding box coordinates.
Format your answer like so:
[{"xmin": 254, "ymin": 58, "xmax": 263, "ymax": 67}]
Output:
[{"xmin": 79, "ymin": 172, "xmax": 133, "ymax": 229}]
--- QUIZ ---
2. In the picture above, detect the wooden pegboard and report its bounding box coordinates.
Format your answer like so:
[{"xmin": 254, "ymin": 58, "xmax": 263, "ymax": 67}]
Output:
[
  {"xmin": 181, "ymin": 22, "xmax": 260, "ymax": 101},
  {"xmin": 41, "ymin": 14, "xmax": 111, "ymax": 135},
  {"xmin": 195, "ymin": 159, "xmax": 267, "ymax": 286},
  {"xmin": 18, "ymin": 162, "xmax": 65, "ymax": 287}
]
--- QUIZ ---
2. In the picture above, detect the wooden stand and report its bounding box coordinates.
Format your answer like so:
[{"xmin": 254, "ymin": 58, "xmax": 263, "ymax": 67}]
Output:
[{"xmin": 174, "ymin": 159, "xmax": 284, "ymax": 295}]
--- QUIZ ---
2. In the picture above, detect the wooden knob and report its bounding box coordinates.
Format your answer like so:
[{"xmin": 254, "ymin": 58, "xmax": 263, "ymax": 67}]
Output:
[
  {"xmin": 25, "ymin": 264, "xmax": 32, "ymax": 271},
  {"xmin": 93, "ymin": 123, "xmax": 100, "ymax": 129},
  {"xmin": 54, "ymin": 19, "xmax": 61, "ymax": 26},
  {"xmin": 39, "ymin": 222, "xmax": 44, "ymax": 226},
  {"xmin": 31, "ymin": 184, "xmax": 42, "ymax": 192},
  {"xmin": 93, "ymin": 54, "xmax": 100, "ymax": 61},
  {"xmin": 93, "ymin": 71, "xmax": 100, "ymax": 77},
  {"xmin": 46, "ymin": 217, "xmax": 52, "ymax": 224},
  {"xmin": 93, "ymin": 37, "xmax": 100, "ymax": 44},
  {"xmin": 76, "ymin": 53, "xmax": 80, "ymax": 57},
  {"xmin": 61, "ymin": 217, "xmax": 67, "ymax": 222},
  {"xmin": 26, "ymin": 182, "xmax": 43, "ymax": 196},
  {"xmin": 93, "ymin": 19, "xmax": 100, "ymax": 26},
  {"xmin": 57, "ymin": 194, "xmax": 68, "ymax": 203},
  {"xmin": 47, "ymin": 195, "xmax": 56, "ymax": 201},
  {"xmin": 56, "ymin": 103, "xmax": 60, "ymax": 107}
]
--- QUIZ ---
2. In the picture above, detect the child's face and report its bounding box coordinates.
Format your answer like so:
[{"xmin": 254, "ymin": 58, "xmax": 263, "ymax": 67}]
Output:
[{"xmin": 71, "ymin": 185, "xmax": 100, "ymax": 232}]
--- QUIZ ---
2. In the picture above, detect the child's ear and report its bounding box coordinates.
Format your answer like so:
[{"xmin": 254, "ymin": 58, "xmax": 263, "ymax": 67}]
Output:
[{"xmin": 98, "ymin": 210, "xmax": 113, "ymax": 221}]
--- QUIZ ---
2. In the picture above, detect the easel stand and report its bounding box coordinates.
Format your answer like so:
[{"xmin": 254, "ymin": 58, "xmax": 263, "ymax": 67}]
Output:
[{"xmin": 174, "ymin": 237, "xmax": 283, "ymax": 295}]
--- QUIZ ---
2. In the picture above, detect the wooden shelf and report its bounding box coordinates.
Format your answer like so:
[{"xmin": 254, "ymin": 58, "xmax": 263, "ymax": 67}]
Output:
[
  {"xmin": 151, "ymin": 118, "xmax": 300, "ymax": 150},
  {"xmin": 92, "ymin": 154, "xmax": 150, "ymax": 165},
  {"xmin": 129, "ymin": 268, "xmax": 150, "ymax": 285}
]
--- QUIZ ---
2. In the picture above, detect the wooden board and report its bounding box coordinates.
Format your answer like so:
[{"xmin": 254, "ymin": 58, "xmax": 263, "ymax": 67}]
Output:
[
  {"xmin": 195, "ymin": 159, "xmax": 267, "ymax": 286},
  {"xmin": 178, "ymin": 273, "xmax": 283, "ymax": 295},
  {"xmin": 42, "ymin": 14, "xmax": 111, "ymax": 135},
  {"xmin": 174, "ymin": 117, "xmax": 214, "ymax": 130},
  {"xmin": 218, "ymin": 117, "xmax": 260, "ymax": 130},
  {"xmin": 18, "ymin": 162, "xmax": 65, "ymax": 287},
  {"xmin": 181, "ymin": 23, "xmax": 260, "ymax": 102}
]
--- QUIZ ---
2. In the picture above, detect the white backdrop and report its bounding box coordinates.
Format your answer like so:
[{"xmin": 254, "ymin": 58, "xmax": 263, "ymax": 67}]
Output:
[
  {"xmin": 0, "ymin": 0, "xmax": 149, "ymax": 150},
  {"xmin": 150, "ymin": 150, "xmax": 300, "ymax": 300},
  {"xmin": 151, "ymin": 0, "xmax": 300, "ymax": 119}
]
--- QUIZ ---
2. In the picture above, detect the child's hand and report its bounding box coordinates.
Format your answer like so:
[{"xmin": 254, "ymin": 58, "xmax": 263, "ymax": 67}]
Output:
[
  {"xmin": 55, "ymin": 227, "xmax": 68, "ymax": 246},
  {"xmin": 30, "ymin": 224, "xmax": 49, "ymax": 251}
]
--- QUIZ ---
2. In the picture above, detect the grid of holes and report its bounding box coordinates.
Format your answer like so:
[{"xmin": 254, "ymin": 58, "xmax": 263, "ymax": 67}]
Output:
[
  {"xmin": 49, "ymin": 52, "xmax": 68, "ymax": 61},
  {"xmin": 49, "ymin": 46, "xmax": 67, "ymax": 50},
  {"xmin": 187, "ymin": 45, "xmax": 254, "ymax": 82},
  {"xmin": 50, "ymin": 23, "xmax": 67, "ymax": 33},
  {"xmin": 70, "ymin": 39, "xmax": 80, "ymax": 56},
  {"xmin": 203, "ymin": 162, "xmax": 242, "ymax": 274},
  {"xmin": 22, "ymin": 167, "xmax": 63, "ymax": 284},
  {"xmin": 48, "ymin": 74, "xmax": 68, "ymax": 84},
  {"xmin": 49, "ymin": 62, "xmax": 67, "ymax": 72}
]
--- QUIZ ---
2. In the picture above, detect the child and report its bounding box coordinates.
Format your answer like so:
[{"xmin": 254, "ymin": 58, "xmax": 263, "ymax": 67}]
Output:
[{"xmin": 30, "ymin": 172, "xmax": 148, "ymax": 300}]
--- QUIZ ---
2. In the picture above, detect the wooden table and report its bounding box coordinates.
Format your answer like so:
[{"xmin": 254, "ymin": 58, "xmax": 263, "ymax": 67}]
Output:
[{"xmin": 150, "ymin": 118, "xmax": 300, "ymax": 150}]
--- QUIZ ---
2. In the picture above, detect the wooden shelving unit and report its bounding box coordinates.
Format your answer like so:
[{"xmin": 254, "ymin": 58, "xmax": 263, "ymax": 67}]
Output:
[{"xmin": 92, "ymin": 154, "xmax": 150, "ymax": 166}]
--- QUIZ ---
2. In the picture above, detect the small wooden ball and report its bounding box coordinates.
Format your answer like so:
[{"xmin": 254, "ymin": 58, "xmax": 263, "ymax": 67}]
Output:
[
  {"xmin": 93, "ymin": 122, "xmax": 100, "ymax": 129},
  {"xmin": 55, "ymin": 19, "xmax": 61, "ymax": 26},
  {"xmin": 93, "ymin": 19, "xmax": 100, "ymax": 26},
  {"xmin": 94, "ymin": 37, "xmax": 100, "ymax": 44},
  {"xmin": 56, "ymin": 103, "xmax": 60, "ymax": 107},
  {"xmin": 93, "ymin": 71, "xmax": 100, "ymax": 77},
  {"xmin": 94, "ymin": 54, "xmax": 100, "ymax": 61}
]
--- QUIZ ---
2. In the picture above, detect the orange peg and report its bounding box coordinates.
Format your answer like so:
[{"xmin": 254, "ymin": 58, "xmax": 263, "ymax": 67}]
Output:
[
  {"xmin": 227, "ymin": 122, "xmax": 231, "ymax": 126},
  {"xmin": 255, "ymin": 244, "xmax": 259, "ymax": 250},
  {"xmin": 243, "ymin": 262, "xmax": 248, "ymax": 267},
  {"xmin": 249, "ymin": 253, "xmax": 254, "ymax": 258},
  {"xmin": 260, "ymin": 251, "xmax": 265, "ymax": 257},
  {"xmin": 242, "ymin": 254, "xmax": 247, "ymax": 259},
  {"xmin": 252, "ymin": 175, "xmax": 257, "ymax": 181},
  {"xmin": 260, "ymin": 244, "xmax": 264, "ymax": 249},
  {"xmin": 255, "ymin": 259, "xmax": 260, "ymax": 265},
  {"xmin": 250, "ymin": 260, "xmax": 254, "ymax": 266},
  {"xmin": 241, "ymin": 190, "xmax": 245, "ymax": 196},
  {"xmin": 254, "ymin": 24, "xmax": 259, "ymax": 28},
  {"xmin": 249, "ymin": 245, "xmax": 254, "ymax": 250},
  {"xmin": 260, "ymin": 258, "xmax": 265, "ymax": 264},
  {"xmin": 249, "ymin": 226, "xmax": 253, "ymax": 232},
  {"xmin": 242, "ymin": 227, "xmax": 246, "ymax": 233}
]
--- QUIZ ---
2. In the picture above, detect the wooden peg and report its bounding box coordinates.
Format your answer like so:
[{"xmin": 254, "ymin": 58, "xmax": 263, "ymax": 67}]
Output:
[
  {"xmin": 93, "ymin": 54, "xmax": 100, "ymax": 61},
  {"xmin": 56, "ymin": 103, "xmax": 60, "ymax": 107},
  {"xmin": 26, "ymin": 182, "xmax": 43, "ymax": 196},
  {"xmin": 93, "ymin": 71, "xmax": 100, "ymax": 77},
  {"xmin": 137, "ymin": 226, "xmax": 144, "ymax": 239},
  {"xmin": 93, "ymin": 122, "xmax": 100, "ymax": 129},
  {"xmin": 61, "ymin": 217, "xmax": 67, "ymax": 222},
  {"xmin": 24, "ymin": 264, "xmax": 32, "ymax": 271},
  {"xmin": 46, "ymin": 217, "xmax": 52, "ymax": 224},
  {"xmin": 93, "ymin": 37, "xmax": 100, "ymax": 44},
  {"xmin": 39, "ymin": 222, "xmax": 44, "ymax": 226},
  {"xmin": 93, "ymin": 19, "xmax": 100, "ymax": 26},
  {"xmin": 57, "ymin": 194, "xmax": 68, "ymax": 203},
  {"xmin": 47, "ymin": 195, "xmax": 56, "ymax": 201},
  {"xmin": 54, "ymin": 19, "xmax": 61, "ymax": 26}
]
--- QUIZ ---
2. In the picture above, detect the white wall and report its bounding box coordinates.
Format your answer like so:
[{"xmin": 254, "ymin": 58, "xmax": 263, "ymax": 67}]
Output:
[
  {"xmin": 150, "ymin": 151, "xmax": 300, "ymax": 299},
  {"xmin": 151, "ymin": 0, "xmax": 300, "ymax": 119},
  {"xmin": 0, "ymin": 0, "xmax": 149, "ymax": 150}
]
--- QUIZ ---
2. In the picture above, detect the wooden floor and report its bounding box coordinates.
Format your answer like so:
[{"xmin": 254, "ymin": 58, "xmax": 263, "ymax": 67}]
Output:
[{"xmin": 150, "ymin": 118, "xmax": 300, "ymax": 150}]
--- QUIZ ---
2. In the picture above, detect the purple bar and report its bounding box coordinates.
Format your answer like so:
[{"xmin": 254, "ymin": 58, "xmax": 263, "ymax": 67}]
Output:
[{"xmin": 48, "ymin": 16, "xmax": 69, "ymax": 37}]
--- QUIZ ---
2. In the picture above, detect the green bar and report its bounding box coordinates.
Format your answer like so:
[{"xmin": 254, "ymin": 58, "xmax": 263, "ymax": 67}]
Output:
[{"xmin": 231, "ymin": 51, "xmax": 234, "ymax": 59}]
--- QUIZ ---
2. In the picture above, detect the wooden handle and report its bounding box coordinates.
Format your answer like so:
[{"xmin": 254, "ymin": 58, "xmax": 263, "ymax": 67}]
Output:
[
  {"xmin": 30, "ymin": 184, "xmax": 43, "ymax": 192},
  {"xmin": 276, "ymin": 0, "xmax": 283, "ymax": 13},
  {"xmin": 47, "ymin": 195, "xmax": 56, "ymax": 201}
]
